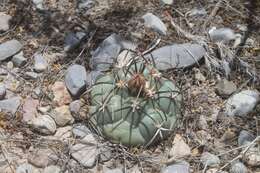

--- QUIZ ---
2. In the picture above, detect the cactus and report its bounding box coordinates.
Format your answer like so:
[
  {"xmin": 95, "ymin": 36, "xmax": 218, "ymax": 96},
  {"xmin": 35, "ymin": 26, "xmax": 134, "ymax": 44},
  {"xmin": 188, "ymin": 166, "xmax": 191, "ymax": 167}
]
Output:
[{"xmin": 89, "ymin": 58, "xmax": 182, "ymax": 146}]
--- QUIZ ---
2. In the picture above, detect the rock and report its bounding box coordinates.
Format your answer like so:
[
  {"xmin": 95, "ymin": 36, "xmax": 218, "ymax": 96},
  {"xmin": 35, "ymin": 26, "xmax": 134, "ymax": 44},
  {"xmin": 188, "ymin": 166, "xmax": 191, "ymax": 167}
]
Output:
[
  {"xmin": 230, "ymin": 162, "xmax": 247, "ymax": 173},
  {"xmin": 70, "ymin": 134, "xmax": 98, "ymax": 168},
  {"xmin": 28, "ymin": 148, "xmax": 57, "ymax": 168},
  {"xmin": 161, "ymin": 161, "xmax": 190, "ymax": 173},
  {"xmin": 215, "ymin": 79, "xmax": 237, "ymax": 98},
  {"xmin": 0, "ymin": 40, "xmax": 23, "ymax": 61},
  {"xmin": 24, "ymin": 72, "xmax": 39, "ymax": 80},
  {"xmin": 200, "ymin": 152, "xmax": 220, "ymax": 167},
  {"xmin": 65, "ymin": 64, "xmax": 87, "ymax": 97},
  {"xmin": 51, "ymin": 105, "xmax": 74, "ymax": 126},
  {"xmin": 69, "ymin": 100, "xmax": 81, "ymax": 119},
  {"xmin": 78, "ymin": 0, "xmax": 95, "ymax": 9},
  {"xmin": 145, "ymin": 43, "xmax": 206, "ymax": 70},
  {"xmin": 31, "ymin": 115, "xmax": 56, "ymax": 135},
  {"xmin": 238, "ymin": 130, "xmax": 255, "ymax": 146},
  {"xmin": 0, "ymin": 13, "xmax": 11, "ymax": 32},
  {"xmin": 187, "ymin": 8, "xmax": 207, "ymax": 17},
  {"xmin": 99, "ymin": 146, "xmax": 112, "ymax": 162},
  {"xmin": 103, "ymin": 167, "xmax": 123, "ymax": 173},
  {"xmin": 54, "ymin": 126, "xmax": 72, "ymax": 141},
  {"xmin": 0, "ymin": 97, "xmax": 21, "ymax": 115},
  {"xmin": 194, "ymin": 68, "xmax": 206, "ymax": 82},
  {"xmin": 51, "ymin": 81, "xmax": 72, "ymax": 106},
  {"xmin": 90, "ymin": 34, "xmax": 136, "ymax": 71},
  {"xmin": 169, "ymin": 134, "xmax": 191, "ymax": 159},
  {"xmin": 12, "ymin": 51, "xmax": 27, "ymax": 67},
  {"xmin": 0, "ymin": 84, "xmax": 6, "ymax": 100},
  {"xmin": 43, "ymin": 165, "xmax": 61, "ymax": 173},
  {"xmin": 6, "ymin": 61, "xmax": 14, "ymax": 69},
  {"xmin": 142, "ymin": 13, "xmax": 167, "ymax": 35},
  {"xmin": 225, "ymin": 90, "xmax": 260, "ymax": 116},
  {"xmin": 33, "ymin": 53, "xmax": 48, "ymax": 72},
  {"xmin": 209, "ymin": 27, "xmax": 236, "ymax": 43},
  {"xmin": 16, "ymin": 163, "xmax": 40, "ymax": 173},
  {"xmin": 116, "ymin": 50, "xmax": 134, "ymax": 68},
  {"xmin": 37, "ymin": 106, "xmax": 51, "ymax": 114},
  {"xmin": 32, "ymin": 0, "xmax": 44, "ymax": 10},
  {"xmin": 86, "ymin": 71, "xmax": 103, "ymax": 87},
  {"xmin": 22, "ymin": 97, "xmax": 39, "ymax": 124},
  {"xmin": 160, "ymin": 0, "xmax": 173, "ymax": 5},
  {"xmin": 64, "ymin": 32, "xmax": 86, "ymax": 52},
  {"xmin": 72, "ymin": 124, "xmax": 91, "ymax": 139},
  {"xmin": 244, "ymin": 147, "xmax": 260, "ymax": 166}
]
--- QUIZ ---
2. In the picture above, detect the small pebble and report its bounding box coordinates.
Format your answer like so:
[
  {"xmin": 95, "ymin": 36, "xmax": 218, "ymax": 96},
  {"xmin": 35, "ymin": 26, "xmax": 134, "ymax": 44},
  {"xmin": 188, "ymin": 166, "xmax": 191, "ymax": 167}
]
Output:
[{"xmin": 12, "ymin": 51, "xmax": 27, "ymax": 67}]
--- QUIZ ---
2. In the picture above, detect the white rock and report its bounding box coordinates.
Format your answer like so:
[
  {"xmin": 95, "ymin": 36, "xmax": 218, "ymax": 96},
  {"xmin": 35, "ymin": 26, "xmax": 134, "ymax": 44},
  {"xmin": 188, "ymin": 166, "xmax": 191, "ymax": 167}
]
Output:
[
  {"xmin": 34, "ymin": 53, "xmax": 48, "ymax": 72},
  {"xmin": 244, "ymin": 147, "xmax": 260, "ymax": 166},
  {"xmin": 31, "ymin": 115, "xmax": 56, "ymax": 135},
  {"xmin": 225, "ymin": 90, "xmax": 260, "ymax": 116},
  {"xmin": 169, "ymin": 134, "xmax": 191, "ymax": 159},
  {"xmin": 142, "ymin": 13, "xmax": 167, "ymax": 35}
]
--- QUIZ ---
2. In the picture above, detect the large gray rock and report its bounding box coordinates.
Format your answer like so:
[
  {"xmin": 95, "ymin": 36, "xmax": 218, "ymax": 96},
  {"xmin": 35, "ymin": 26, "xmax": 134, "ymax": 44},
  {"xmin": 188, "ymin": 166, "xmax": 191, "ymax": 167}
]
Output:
[
  {"xmin": 0, "ymin": 13, "xmax": 11, "ymax": 32},
  {"xmin": 142, "ymin": 13, "xmax": 167, "ymax": 35},
  {"xmin": 90, "ymin": 34, "xmax": 136, "ymax": 71},
  {"xmin": 65, "ymin": 64, "xmax": 87, "ymax": 97},
  {"xmin": 0, "ymin": 97, "xmax": 21, "ymax": 114},
  {"xmin": 225, "ymin": 90, "xmax": 260, "ymax": 116},
  {"xmin": 145, "ymin": 43, "xmax": 206, "ymax": 70},
  {"xmin": 34, "ymin": 53, "xmax": 48, "ymax": 72},
  {"xmin": 161, "ymin": 161, "xmax": 190, "ymax": 173},
  {"xmin": 0, "ymin": 40, "xmax": 22, "ymax": 61}
]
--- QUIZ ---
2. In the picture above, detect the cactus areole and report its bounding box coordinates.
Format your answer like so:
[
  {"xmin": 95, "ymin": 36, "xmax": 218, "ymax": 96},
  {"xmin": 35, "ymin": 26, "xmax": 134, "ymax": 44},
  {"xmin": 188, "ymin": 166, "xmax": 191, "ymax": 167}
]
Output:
[{"xmin": 89, "ymin": 59, "xmax": 182, "ymax": 147}]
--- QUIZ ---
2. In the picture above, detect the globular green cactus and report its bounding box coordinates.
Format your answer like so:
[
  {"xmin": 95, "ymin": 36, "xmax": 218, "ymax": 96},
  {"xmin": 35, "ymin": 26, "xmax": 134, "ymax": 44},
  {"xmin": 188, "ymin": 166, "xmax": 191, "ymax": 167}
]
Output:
[{"xmin": 89, "ymin": 58, "xmax": 182, "ymax": 147}]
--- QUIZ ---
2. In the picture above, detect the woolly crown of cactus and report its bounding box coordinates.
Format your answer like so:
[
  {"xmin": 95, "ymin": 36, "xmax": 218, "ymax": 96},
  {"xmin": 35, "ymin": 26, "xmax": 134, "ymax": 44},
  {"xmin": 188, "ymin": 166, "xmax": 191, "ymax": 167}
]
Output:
[{"xmin": 89, "ymin": 57, "xmax": 182, "ymax": 147}]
